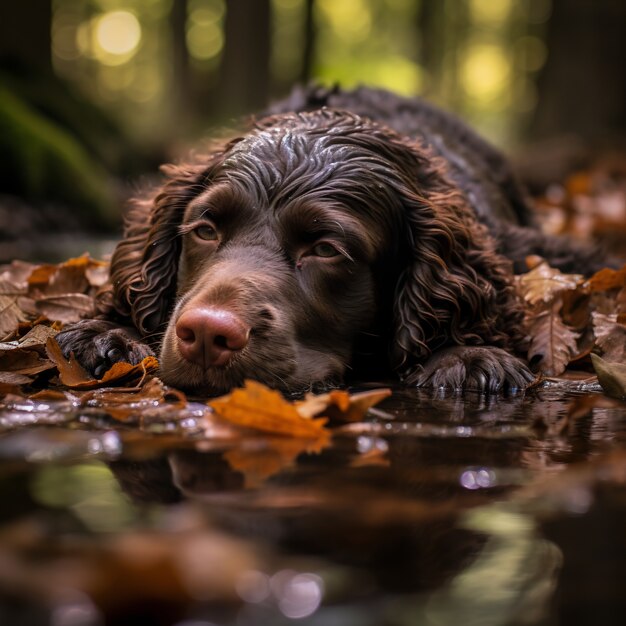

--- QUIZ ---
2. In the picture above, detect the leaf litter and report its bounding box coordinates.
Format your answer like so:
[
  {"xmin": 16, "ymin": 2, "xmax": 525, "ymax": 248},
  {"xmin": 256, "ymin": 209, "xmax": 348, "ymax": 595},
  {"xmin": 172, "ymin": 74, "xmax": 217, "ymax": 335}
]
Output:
[{"xmin": 0, "ymin": 237, "xmax": 625, "ymax": 470}]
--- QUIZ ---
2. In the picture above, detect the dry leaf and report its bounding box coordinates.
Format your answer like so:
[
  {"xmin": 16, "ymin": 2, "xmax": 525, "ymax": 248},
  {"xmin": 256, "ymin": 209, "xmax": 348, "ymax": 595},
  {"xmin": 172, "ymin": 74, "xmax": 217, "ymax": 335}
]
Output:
[
  {"xmin": 592, "ymin": 312, "xmax": 626, "ymax": 362},
  {"xmin": 0, "ymin": 281, "xmax": 29, "ymax": 338},
  {"xmin": 527, "ymin": 301, "xmax": 580, "ymax": 376},
  {"xmin": 45, "ymin": 337, "xmax": 158, "ymax": 390},
  {"xmin": 209, "ymin": 380, "xmax": 328, "ymax": 437},
  {"xmin": 517, "ymin": 259, "xmax": 583, "ymax": 306},
  {"xmin": 591, "ymin": 353, "xmax": 626, "ymax": 399},
  {"xmin": 35, "ymin": 294, "xmax": 96, "ymax": 324},
  {"xmin": 0, "ymin": 371, "xmax": 33, "ymax": 385},
  {"xmin": 295, "ymin": 388, "xmax": 392, "ymax": 422},
  {"xmin": 583, "ymin": 265, "xmax": 626, "ymax": 293},
  {"xmin": 28, "ymin": 255, "xmax": 104, "ymax": 296},
  {"xmin": 45, "ymin": 337, "xmax": 94, "ymax": 386}
]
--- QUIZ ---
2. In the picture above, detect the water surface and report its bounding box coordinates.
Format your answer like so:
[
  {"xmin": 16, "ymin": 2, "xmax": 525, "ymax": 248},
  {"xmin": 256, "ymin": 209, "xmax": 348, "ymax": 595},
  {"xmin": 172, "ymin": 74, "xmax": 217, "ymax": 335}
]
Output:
[{"xmin": 1, "ymin": 383, "xmax": 625, "ymax": 626}]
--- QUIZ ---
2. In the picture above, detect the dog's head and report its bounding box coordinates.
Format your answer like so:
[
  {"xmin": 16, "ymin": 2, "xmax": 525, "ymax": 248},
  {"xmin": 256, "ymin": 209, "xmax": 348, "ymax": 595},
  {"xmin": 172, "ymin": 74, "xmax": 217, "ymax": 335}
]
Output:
[{"xmin": 111, "ymin": 109, "xmax": 520, "ymax": 394}]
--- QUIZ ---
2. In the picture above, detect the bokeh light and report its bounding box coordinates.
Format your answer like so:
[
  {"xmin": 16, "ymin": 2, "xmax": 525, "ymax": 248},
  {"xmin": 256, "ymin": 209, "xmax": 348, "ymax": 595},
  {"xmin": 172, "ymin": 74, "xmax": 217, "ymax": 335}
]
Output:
[{"xmin": 95, "ymin": 10, "xmax": 142, "ymax": 56}]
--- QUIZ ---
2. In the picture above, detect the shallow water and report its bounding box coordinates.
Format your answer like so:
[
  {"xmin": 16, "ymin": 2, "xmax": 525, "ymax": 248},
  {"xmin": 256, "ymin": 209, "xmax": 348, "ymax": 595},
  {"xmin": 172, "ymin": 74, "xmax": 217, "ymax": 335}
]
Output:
[{"xmin": 1, "ymin": 383, "xmax": 626, "ymax": 626}]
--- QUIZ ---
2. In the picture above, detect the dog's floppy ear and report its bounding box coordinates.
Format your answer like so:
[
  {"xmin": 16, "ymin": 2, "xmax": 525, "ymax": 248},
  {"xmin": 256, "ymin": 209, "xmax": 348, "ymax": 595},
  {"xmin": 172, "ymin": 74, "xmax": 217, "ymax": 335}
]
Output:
[
  {"xmin": 385, "ymin": 138, "xmax": 525, "ymax": 379},
  {"xmin": 109, "ymin": 150, "xmax": 227, "ymax": 336}
]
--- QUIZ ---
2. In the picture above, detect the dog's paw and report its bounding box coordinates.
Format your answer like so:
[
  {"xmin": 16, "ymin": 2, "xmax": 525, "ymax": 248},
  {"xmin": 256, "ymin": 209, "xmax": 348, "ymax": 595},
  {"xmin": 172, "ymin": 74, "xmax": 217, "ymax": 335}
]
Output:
[
  {"xmin": 55, "ymin": 320, "xmax": 154, "ymax": 378},
  {"xmin": 408, "ymin": 346, "xmax": 535, "ymax": 393}
]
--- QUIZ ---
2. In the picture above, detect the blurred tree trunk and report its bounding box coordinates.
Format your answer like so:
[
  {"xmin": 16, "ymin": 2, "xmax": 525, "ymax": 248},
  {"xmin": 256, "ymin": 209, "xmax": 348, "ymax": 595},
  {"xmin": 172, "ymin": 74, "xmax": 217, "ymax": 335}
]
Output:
[
  {"xmin": 218, "ymin": 0, "xmax": 271, "ymax": 119},
  {"xmin": 170, "ymin": 0, "xmax": 193, "ymax": 119},
  {"xmin": 300, "ymin": 0, "xmax": 315, "ymax": 85},
  {"xmin": 0, "ymin": 0, "xmax": 51, "ymax": 73},
  {"xmin": 417, "ymin": 0, "xmax": 446, "ymax": 98},
  {"xmin": 531, "ymin": 0, "xmax": 626, "ymax": 143}
]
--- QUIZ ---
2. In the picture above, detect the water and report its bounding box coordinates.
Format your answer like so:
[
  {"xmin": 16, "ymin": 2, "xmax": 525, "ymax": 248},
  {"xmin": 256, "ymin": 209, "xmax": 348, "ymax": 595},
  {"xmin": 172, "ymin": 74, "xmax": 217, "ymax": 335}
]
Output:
[{"xmin": 1, "ymin": 383, "xmax": 625, "ymax": 626}]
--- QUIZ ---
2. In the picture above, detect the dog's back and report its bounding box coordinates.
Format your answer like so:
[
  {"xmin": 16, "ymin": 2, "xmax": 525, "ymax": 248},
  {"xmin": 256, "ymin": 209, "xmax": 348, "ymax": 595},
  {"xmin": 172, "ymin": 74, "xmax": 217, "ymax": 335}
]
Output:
[{"xmin": 267, "ymin": 85, "xmax": 534, "ymax": 227}]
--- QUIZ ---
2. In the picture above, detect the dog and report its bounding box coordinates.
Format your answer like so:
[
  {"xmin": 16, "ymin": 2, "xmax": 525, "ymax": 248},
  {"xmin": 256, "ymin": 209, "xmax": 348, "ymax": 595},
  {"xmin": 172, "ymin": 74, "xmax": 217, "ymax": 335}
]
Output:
[{"xmin": 56, "ymin": 86, "xmax": 610, "ymax": 395}]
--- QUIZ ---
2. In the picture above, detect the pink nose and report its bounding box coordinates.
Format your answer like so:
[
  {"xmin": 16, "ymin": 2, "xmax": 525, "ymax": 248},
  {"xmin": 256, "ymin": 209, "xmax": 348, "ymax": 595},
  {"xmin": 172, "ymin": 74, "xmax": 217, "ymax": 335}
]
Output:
[{"xmin": 175, "ymin": 307, "xmax": 249, "ymax": 367}]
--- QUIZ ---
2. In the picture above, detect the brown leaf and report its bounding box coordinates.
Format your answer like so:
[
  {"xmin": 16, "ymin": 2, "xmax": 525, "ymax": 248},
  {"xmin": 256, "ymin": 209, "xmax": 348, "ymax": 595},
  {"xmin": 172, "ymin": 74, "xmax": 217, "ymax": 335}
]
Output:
[
  {"xmin": 46, "ymin": 337, "xmax": 160, "ymax": 390},
  {"xmin": 45, "ymin": 337, "xmax": 93, "ymax": 386},
  {"xmin": 0, "ymin": 281, "xmax": 29, "ymax": 338},
  {"xmin": 79, "ymin": 377, "xmax": 182, "ymax": 408},
  {"xmin": 0, "ymin": 371, "xmax": 32, "ymax": 385},
  {"xmin": 209, "ymin": 380, "xmax": 328, "ymax": 438},
  {"xmin": 591, "ymin": 354, "xmax": 626, "ymax": 399},
  {"xmin": 592, "ymin": 312, "xmax": 626, "ymax": 362},
  {"xmin": 0, "ymin": 325, "xmax": 59, "ymax": 354},
  {"xmin": 0, "ymin": 382, "xmax": 22, "ymax": 397},
  {"xmin": 527, "ymin": 301, "xmax": 580, "ymax": 376},
  {"xmin": 0, "ymin": 260, "xmax": 36, "ymax": 286},
  {"xmin": 28, "ymin": 255, "xmax": 105, "ymax": 296},
  {"xmin": 0, "ymin": 349, "xmax": 55, "ymax": 376},
  {"xmin": 35, "ymin": 294, "xmax": 95, "ymax": 324},
  {"xmin": 517, "ymin": 260, "xmax": 583, "ymax": 306},
  {"xmin": 85, "ymin": 262, "xmax": 110, "ymax": 287},
  {"xmin": 295, "ymin": 388, "xmax": 392, "ymax": 423},
  {"xmin": 92, "ymin": 357, "xmax": 159, "ymax": 388},
  {"xmin": 583, "ymin": 264, "xmax": 626, "ymax": 293}
]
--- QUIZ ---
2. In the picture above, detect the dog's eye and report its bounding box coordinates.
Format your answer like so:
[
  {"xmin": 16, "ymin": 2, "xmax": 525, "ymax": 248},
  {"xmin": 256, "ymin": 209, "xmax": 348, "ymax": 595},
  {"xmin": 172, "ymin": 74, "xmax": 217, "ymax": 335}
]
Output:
[
  {"xmin": 311, "ymin": 242, "xmax": 340, "ymax": 258},
  {"xmin": 193, "ymin": 224, "xmax": 218, "ymax": 241}
]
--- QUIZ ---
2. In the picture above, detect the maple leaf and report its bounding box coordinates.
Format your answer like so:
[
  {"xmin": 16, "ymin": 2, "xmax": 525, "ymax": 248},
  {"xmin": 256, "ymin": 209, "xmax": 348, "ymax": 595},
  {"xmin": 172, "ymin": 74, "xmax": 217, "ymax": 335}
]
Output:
[
  {"xmin": 527, "ymin": 301, "xmax": 580, "ymax": 376},
  {"xmin": 209, "ymin": 380, "xmax": 328, "ymax": 437},
  {"xmin": 0, "ymin": 280, "xmax": 29, "ymax": 338},
  {"xmin": 517, "ymin": 259, "xmax": 583, "ymax": 306}
]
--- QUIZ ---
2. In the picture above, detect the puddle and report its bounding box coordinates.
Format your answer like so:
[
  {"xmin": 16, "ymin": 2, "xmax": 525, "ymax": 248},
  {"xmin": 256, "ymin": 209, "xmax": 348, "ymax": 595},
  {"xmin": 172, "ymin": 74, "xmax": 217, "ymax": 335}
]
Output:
[{"xmin": 1, "ymin": 384, "xmax": 626, "ymax": 626}]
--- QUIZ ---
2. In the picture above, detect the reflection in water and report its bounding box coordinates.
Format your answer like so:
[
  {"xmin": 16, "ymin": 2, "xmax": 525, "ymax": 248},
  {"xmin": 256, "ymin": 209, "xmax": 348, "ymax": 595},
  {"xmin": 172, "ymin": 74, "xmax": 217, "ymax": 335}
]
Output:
[{"xmin": 0, "ymin": 386, "xmax": 626, "ymax": 624}]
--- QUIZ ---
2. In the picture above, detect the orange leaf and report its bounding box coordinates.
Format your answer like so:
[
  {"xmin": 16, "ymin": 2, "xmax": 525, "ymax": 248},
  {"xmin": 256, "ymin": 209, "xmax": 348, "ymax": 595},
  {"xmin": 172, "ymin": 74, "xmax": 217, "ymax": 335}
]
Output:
[
  {"xmin": 583, "ymin": 265, "xmax": 626, "ymax": 293},
  {"xmin": 224, "ymin": 437, "xmax": 327, "ymax": 488},
  {"xmin": 295, "ymin": 388, "xmax": 391, "ymax": 423},
  {"xmin": 209, "ymin": 380, "xmax": 328, "ymax": 437},
  {"xmin": 45, "ymin": 337, "xmax": 93, "ymax": 386},
  {"xmin": 45, "ymin": 337, "xmax": 158, "ymax": 389}
]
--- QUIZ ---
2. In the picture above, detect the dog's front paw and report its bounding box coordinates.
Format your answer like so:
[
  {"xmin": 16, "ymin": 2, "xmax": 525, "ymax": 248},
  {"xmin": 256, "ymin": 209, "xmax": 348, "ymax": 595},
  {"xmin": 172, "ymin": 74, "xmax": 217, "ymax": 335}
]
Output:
[
  {"xmin": 408, "ymin": 346, "xmax": 535, "ymax": 392},
  {"xmin": 55, "ymin": 320, "xmax": 154, "ymax": 378}
]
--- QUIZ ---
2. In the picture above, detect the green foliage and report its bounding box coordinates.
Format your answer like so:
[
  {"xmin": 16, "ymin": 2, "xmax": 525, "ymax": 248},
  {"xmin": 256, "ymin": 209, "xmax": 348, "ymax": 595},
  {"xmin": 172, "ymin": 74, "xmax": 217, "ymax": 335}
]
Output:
[{"xmin": 0, "ymin": 83, "xmax": 117, "ymax": 229}]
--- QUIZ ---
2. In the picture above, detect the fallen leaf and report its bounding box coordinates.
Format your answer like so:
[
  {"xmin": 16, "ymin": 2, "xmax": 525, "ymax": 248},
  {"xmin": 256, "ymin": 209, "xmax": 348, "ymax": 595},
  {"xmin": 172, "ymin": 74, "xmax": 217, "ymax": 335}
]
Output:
[
  {"xmin": 0, "ymin": 260, "xmax": 36, "ymax": 285},
  {"xmin": 527, "ymin": 301, "xmax": 580, "ymax": 376},
  {"xmin": 45, "ymin": 337, "xmax": 93, "ymax": 386},
  {"xmin": 94, "ymin": 357, "xmax": 159, "ymax": 388},
  {"xmin": 0, "ymin": 282, "xmax": 29, "ymax": 338},
  {"xmin": 583, "ymin": 265, "xmax": 626, "ymax": 293},
  {"xmin": 591, "ymin": 353, "xmax": 626, "ymax": 399},
  {"xmin": 45, "ymin": 337, "xmax": 159, "ymax": 389},
  {"xmin": 35, "ymin": 294, "xmax": 95, "ymax": 324},
  {"xmin": 0, "ymin": 382, "xmax": 22, "ymax": 397},
  {"xmin": 79, "ymin": 378, "xmax": 184, "ymax": 408},
  {"xmin": 0, "ymin": 349, "xmax": 55, "ymax": 376},
  {"xmin": 592, "ymin": 312, "xmax": 626, "ymax": 362},
  {"xmin": 209, "ymin": 380, "xmax": 328, "ymax": 437},
  {"xmin": 0, "ymin": 371, "xmax": 32, "ymax": 385},
  {"xmin": 27, "ymin": 255, "xmax": 105, "ymax": 296},
  {"xmin": 517, "ymin": 259, "xmax": 583, "ymax": 306},
  {"xmin": 295, "ymin": 388, "xmax": 392, "ymax": 423}
]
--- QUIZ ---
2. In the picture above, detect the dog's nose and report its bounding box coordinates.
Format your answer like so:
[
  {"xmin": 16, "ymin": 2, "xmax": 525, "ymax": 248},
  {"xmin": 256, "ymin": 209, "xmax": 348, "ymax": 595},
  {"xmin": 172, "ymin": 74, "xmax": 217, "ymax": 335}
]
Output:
[{"xmin": 175, "ymin": 308, "xmax": 249, "ymax": 367}]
